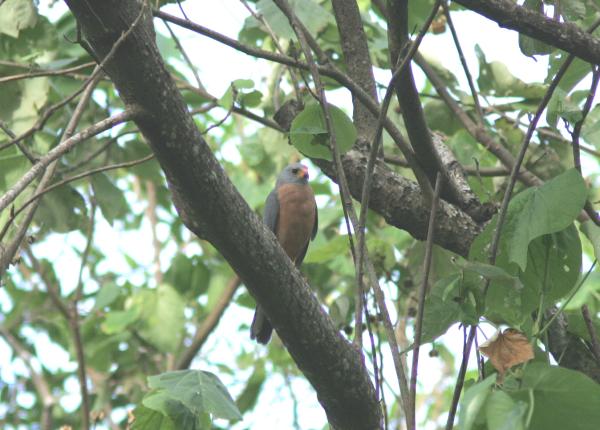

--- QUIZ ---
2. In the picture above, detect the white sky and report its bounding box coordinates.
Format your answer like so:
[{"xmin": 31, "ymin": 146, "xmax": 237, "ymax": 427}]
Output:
[{"xmin": 2, "ymin": 1, "xmax": 598, "ymax": 429}]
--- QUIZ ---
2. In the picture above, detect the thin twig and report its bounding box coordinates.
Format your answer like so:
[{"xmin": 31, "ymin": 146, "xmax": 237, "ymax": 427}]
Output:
[
  {"xmin": 409, "ymin": 173, "xmax": 442, "ymax": 430},
  {"xmin": 384, "ymin": 155, "xmax": 510, "ymax": 176},
  {"xmin": 0, "ymin": 61, "xmax": 95, "ymax": 84},
  {"xmin": 69, "ymin": 304, "xmax": 90, "ymax": 430},
  {"xmin": 537, "ymin": 260, "xmax": 597, "ymax": 338},
  {"xmin": 445, "ymin": 325, "xmax": 476, "ymax": 430},
  {"xmin": 441, "ymin": 1, "xmax": 484, "ymax": 124},
  {"xmin": 162, "ymin": 19, "xmax": 205, "ymax": 91},
  {"xmin": 74, "ymin": 200, "xmax": 96, "ymax": 302},
  {"xmin": 570, "ymin": 66, "xmax": 600, "ymax": 226},
  {"xmin": 581, "ymin": 304, "xmax": 600, "ymax": 365}
]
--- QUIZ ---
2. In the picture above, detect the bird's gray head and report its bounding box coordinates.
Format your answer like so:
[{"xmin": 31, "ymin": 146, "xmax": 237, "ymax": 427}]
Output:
[{"xmin": 276, "ymin": 162, "xmax": 309, "ymax": 186}]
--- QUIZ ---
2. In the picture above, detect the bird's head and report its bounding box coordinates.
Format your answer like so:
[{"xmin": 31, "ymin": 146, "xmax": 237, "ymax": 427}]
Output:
[{"xmin": 278, "ymin": 162, "xmax": 309, "ymax": 185}]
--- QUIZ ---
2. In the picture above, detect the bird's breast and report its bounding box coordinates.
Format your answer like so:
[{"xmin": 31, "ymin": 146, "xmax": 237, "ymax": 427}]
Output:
[{"xmin": 276, "ymin": 183, "xmax": 316, "ymax": 262}]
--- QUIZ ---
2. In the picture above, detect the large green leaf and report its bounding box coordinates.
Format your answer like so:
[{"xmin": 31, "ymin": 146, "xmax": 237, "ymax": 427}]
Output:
[
  {"xmin": 485, "ymin": 390, "xmax": 526, "ymax": 430},
  {"xmin": 146, "ymin": 370, "xmax": 242, "ymax": 422},
  {"xmin": 289, "ymin": 103, "xmax": 356, "ymax": 161},
  {"xmin": 503, "ymin": 169, "xmax": 587, "ymax": 270},
  {"xmin": 516, "ymin": 363, "xmax": 600, "ymax": 430},
  {"xmin": 129, "ymin": 285, "xmax": 185, "ymax": 352},
  {"xmin": 458, "ymin": 374, "xmax": 497, "ymax": 430},
  {"xmin": 519, "ymin": 226, "xmax": 581, "ymax": 307},
  {"xmin": 131, "ymin": 405, "xmax": 176, "ymax": 430}
]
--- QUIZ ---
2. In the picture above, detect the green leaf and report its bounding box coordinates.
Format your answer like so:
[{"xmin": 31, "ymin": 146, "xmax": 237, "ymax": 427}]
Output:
[
  {"xmin": 256, "ymin": 0, "xmax": 333, "ymax": 40},
  {"xmin": 459, "ymin": 374, "xmax": 497, "ymax": 430},
  {"xmin": 476, "ymin": 46, "xmax": 545, "ymax": 98},
  {"xmin": 0, "ymin": 0, "xmax": 37, "ymax": 38},
  {"xmin": 101, "ymin": 306, "xmax": 141, "ymax": 334},
  {"xmin": 289, "ymin": 103, "xmax": 356, "ymax": 161},
  {"xmin": 130, "ymin": 285, "xmax": 186, "ymax": 353},
  {"xmin": 219, "ymin": 79, "xmax": 254, "ymax": 108},
  {"xmin": 142, "ymin": 392, "xmax": 201, "ymax": 429},
  {"xmin": 520, "ymin": 226, "xmax": 581, "ymax": 306},
  {"xmin": 420, "ymin": 275, "xmax": 462, "ymax": 344},
  {"xmin": 91, "ymin": 173, "xmax": 129, "ymax": 225},
  {"xmin": 329, "ymin": 295, "xmax": 351, "ymax": 328},
  {"xmin": 518, "ymin": 0, "xmax": 553, "ymax": 57},
  {"xmin": 485, "ymin": 390, "xmax": 526, "ymax": 430},
  {"xmin": 303, "ymin": 235, "xmax": 348, "ymax": 264},
  {"xmin": 460, "ymin": 261, "xmax": 522, "ymax": 290},
  {"xmin": 93, "ymin": 283, "xmax": 121, "ymax": 310},
  {"xmin": 503, "ymin": 169, "xmax": 587, "ymax": 270},
  {"xmin": 518, "ymin": 363, "xmax": 600, "ymax": 430},
  {"xmin": 147, "ymin": 370, "xmax": 242, "ymax": 421},
  {"xmin": 36, "ymin": 185, "xmax": 88, "ymax": 233},
  {"xmin": 546, "ymin": 57, "xmax": 592, "ymax": 127},
  {"xmin": 131, "ymin": 405, "xmax": 177, "ymax": 430},
  {"xmin": 163, "ymin": 254, "xmax": 211, "ymax": 298}
]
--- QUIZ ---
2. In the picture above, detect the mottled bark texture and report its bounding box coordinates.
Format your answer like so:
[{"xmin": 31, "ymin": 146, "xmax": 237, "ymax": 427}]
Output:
[
  {"xmin": 63, "ymin": 1, "xmax": 381, "ymax": 428},
  {"xmin": 331, "ymin": 0, "xmax": 380, "ymax": 141}
]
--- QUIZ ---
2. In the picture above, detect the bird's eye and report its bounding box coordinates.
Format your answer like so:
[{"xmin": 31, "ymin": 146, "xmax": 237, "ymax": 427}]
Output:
[{"xmin": 291, "ymin": 168, "xmax": 299, "ymax": 174}]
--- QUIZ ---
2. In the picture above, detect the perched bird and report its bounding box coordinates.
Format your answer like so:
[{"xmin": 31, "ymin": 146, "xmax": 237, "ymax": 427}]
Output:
[{"xmin": 250, "ymin": 162, "xmax": 318, "ymax": 344}]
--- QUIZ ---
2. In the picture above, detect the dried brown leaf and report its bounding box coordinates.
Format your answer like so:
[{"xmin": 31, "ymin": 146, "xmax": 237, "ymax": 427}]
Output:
[{"xmin": 479, "ymin": 328, "xmax": 534, "ymax": 375}]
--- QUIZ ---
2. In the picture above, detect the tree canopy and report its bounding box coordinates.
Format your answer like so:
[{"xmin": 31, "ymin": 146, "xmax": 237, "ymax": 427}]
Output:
[{"xmin": 0, "ymin": 0, "xmax": 599, "ymax": 429}]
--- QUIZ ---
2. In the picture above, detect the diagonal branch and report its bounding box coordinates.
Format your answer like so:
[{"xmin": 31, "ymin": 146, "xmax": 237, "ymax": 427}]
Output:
[{"xmin": 176, "ymin": 276, "xmax": 242, "ymax": 370}]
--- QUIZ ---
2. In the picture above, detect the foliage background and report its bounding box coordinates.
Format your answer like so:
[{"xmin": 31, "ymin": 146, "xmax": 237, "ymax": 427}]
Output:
[{"xmin": 0, "ymin": 0, "xmax": 600, "ymax": 429}]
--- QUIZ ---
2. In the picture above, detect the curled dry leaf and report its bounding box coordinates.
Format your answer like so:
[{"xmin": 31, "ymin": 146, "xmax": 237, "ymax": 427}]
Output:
[{"xmin": 479, "ymin": 328, "xmax": 534, "ymax": 376}]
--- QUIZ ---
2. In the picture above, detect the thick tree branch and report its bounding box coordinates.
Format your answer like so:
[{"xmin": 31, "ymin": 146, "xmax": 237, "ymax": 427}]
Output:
[
  {"xmin": 318, "ymin": 149, "xmax": 481, "ymax": 257},
  {"xmin": 454, "ymin": 0, "xmax": 600, "ymax": 65},
  {"xmin": 331, "ymin": 0, "xmax": 380, "ymax": 141},
  {"xmin": 63, "ymin": 1, "xmax": 380, "ymax": 428}
]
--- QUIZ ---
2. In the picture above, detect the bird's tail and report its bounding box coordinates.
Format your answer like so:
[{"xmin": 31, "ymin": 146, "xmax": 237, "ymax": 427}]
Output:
[{"xmin": 250, "ymin": 306, "xmax": 272, "ymax": 344}]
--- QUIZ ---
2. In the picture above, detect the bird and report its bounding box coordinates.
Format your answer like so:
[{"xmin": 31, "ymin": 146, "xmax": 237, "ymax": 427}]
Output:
[{"xmin": 250, "ymin": 162, "xmax": 318, "ymax": 344}]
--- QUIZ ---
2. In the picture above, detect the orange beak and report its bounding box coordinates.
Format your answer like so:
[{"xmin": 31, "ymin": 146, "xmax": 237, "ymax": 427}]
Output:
[{"xmin": 299, "ymin": 165, "xmax": 309, "ymax": 180}]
